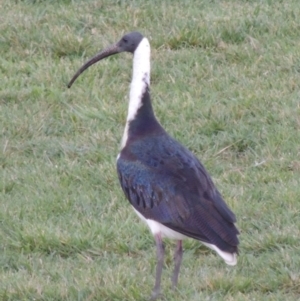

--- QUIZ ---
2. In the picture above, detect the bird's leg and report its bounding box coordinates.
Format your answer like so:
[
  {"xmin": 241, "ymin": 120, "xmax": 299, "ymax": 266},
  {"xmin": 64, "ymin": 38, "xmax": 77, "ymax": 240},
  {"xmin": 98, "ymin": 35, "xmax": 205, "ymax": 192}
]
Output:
[
  {"xmin": 150, "ymin": 233, "xmax": 165, "ymax": 300},
  {"xmin": 171, "ymin": 240, "xmax": 183, "ymax": 289}
]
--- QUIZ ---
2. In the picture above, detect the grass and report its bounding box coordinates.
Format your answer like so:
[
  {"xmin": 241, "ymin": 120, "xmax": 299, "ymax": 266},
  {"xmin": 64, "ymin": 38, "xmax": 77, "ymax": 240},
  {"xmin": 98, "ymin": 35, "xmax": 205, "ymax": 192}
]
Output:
[{"xmin": 1, "ymin": 0, "xmax": 300, "ymax": 300}]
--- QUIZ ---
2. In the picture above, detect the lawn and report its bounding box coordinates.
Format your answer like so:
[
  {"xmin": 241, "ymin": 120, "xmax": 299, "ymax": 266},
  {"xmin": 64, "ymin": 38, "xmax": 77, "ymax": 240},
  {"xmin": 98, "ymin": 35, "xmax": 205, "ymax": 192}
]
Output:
[{"xmin": 1, "ymin": 0, "xmax": 299, "ymax": 300}]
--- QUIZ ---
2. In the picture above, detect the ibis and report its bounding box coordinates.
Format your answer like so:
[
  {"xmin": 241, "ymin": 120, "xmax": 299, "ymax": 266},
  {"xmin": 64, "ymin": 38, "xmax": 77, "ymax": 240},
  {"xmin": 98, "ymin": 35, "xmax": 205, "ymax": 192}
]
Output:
[{"xmin": 68, "ymin": 31, "xmax": 239, "ymax": 299}]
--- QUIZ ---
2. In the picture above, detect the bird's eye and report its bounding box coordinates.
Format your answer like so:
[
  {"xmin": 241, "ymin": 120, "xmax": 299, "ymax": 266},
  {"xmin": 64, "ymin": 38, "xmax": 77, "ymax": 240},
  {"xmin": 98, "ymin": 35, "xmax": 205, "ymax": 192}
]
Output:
[{"xmin": 123, "ymin": 38, "xmax": 128, "ymax": 43}]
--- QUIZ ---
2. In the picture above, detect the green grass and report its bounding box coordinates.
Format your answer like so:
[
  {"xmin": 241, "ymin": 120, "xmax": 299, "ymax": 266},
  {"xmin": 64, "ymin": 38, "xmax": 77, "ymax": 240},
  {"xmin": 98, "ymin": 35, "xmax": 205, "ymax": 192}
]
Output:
[{"xmin": 1, "ymin": 0, "xmax": 300, "ymax": 300}]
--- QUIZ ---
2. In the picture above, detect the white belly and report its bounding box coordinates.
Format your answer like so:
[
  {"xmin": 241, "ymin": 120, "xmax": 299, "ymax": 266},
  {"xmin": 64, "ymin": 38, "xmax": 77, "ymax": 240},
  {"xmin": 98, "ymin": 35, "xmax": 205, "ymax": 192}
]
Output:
[
  {"xmin": 132, "ymin": 207, "xmax": 237, "ymax": 266},
  {"xmin": 133, "ymin": 208, "xmax": 187, "ymax": 240}
]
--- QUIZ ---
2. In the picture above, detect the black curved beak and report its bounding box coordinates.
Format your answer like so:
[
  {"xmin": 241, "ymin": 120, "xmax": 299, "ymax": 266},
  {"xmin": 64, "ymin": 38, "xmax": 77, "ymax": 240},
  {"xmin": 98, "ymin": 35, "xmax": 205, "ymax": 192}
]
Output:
[{"xmin": 68, "ymin": 44, "xmax": 120, "ymax": 88}]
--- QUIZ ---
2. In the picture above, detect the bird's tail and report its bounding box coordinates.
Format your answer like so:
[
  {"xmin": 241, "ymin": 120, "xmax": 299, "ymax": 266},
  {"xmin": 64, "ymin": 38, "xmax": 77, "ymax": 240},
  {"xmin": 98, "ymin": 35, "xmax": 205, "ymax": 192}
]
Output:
[{"xmin": 201, "ymin": 242, "xmax": 237, "ymax": 266}]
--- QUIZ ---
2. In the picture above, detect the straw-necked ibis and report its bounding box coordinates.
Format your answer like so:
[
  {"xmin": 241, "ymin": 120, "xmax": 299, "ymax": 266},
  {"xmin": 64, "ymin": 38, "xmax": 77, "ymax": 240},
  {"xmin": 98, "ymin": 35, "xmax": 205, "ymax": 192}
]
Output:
[{"xmin": 68, "ymin": 31, "xmax": 239, "ymax": 300}]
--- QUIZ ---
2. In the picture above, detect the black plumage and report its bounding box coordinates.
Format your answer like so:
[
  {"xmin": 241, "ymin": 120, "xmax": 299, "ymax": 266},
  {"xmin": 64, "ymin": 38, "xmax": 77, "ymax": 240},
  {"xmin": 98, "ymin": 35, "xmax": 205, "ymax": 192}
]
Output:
[{"xmin": 117, "ymin": 86, "xmax": 239, "ymax": 254}]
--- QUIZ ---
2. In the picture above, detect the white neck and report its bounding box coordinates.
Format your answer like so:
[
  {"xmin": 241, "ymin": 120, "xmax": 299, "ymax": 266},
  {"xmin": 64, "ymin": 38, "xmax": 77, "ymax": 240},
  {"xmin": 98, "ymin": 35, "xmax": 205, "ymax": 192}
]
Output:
[
  {"xmin": 121, "ymin": 37, "xmax": 151, "ymax": 148},
  {"xmin": 128, "ymin": 37, "xmax": 151, "ymax": 121}
]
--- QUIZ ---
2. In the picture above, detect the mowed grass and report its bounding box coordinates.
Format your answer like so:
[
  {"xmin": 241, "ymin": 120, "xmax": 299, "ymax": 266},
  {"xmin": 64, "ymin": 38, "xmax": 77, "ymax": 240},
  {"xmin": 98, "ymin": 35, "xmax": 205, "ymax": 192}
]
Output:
[{"xmin": 1, "ymin": 0, "xmax": 300, "ymax": 300}]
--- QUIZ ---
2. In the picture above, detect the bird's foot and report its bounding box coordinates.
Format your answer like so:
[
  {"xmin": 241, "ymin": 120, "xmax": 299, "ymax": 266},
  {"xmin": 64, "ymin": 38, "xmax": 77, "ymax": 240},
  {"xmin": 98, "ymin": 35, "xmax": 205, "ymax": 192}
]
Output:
[{"xmin": 149, "ymin": 288, "xmax": 162, "ymax": 300}]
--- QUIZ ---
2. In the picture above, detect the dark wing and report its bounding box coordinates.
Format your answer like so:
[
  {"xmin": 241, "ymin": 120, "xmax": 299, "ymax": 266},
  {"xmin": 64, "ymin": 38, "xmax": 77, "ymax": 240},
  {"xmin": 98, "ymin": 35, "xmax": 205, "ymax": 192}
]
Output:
[{"xmin": 117, "ymin": 135, "xmax": 239, "ymax": 253}]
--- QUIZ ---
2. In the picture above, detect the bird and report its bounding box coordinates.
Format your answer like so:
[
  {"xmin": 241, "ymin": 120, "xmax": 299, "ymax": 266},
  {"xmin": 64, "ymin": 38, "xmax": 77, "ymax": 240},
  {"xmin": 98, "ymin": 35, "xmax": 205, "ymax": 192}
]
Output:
[{"xmin": 68, "ymin": 31, "xmax": 239, "ymax": 300}]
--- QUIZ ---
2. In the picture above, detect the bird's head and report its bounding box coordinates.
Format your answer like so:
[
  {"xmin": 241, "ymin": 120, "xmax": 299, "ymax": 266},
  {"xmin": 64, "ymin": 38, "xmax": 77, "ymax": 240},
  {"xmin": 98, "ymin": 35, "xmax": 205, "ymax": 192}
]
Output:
[{"xmin": 68, "ymin": 31, "xmax": 144, "ymax": 88}]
